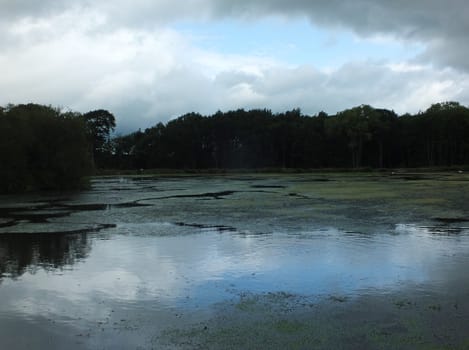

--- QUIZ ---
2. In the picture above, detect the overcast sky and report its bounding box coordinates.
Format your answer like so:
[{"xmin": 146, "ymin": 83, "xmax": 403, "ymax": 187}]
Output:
[{"xmin": 1, "ymin": 0, "xmax": 469, "ymax": 132}]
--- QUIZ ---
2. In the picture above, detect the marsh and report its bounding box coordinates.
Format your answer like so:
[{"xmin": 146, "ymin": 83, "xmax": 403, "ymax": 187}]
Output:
[{"xmin": 1, "ymin": 173, "xmax": 469, "ymax": 349}]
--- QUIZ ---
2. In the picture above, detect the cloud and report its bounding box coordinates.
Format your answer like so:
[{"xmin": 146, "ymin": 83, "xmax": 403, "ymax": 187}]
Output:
[
  {"xmin": 0, "ymin": 0, "xmax": 67, "ymax": 20},
  {"xmin": 3, "ymin": 1, "xmax": 468, "ymax": 75},
  {"xmin": 1, "ymin": 0, "xmax": 469, "ymax": 132},
  {"xmin": 217, "ymin": 61, "xmax": 469, "ymax": 117},
  {"xmin": 204, "ymin": 0, "xmax": 469, "ymax": 72},
  {"xmin": 1, "ymin": 9, "xmax": 468, "ymax": 132},
  {"xmin": 3, "ymin": 0, "xmax": 468, "ymax": 38}
]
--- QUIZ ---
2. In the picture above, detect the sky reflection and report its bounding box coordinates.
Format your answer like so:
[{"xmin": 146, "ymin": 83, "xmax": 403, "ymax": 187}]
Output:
[
  {"xmin": 2, "ymin": 222, "xmax": 469, "ymax": 322},
  {"xmin": 2, "ymin": 175, "xmax": 469, "ymax": 349}
]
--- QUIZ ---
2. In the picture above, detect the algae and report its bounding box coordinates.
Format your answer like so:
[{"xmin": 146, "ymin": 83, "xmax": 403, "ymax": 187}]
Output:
[
  {"xmin": 159, "ymin": 289, "xmax": 469, "ymax": 350},
  {"xmin": 2, "ymin": 172, "xmax": 469, "ymax": 349}
]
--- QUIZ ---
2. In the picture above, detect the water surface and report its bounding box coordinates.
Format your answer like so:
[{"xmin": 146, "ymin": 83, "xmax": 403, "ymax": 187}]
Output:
[{"xmin": 1, "ymin": 173, "xmax": 469, "ymax": 349}]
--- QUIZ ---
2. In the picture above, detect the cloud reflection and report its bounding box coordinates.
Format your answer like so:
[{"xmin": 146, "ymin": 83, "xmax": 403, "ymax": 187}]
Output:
[{"xmin": 2, "ymin": 221, "xmax": 469, "ymax": 324}]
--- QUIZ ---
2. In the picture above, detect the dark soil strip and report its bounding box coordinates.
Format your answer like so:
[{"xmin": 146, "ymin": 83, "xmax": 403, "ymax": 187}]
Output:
[
  {"xmin": 251, "ymin": 185, "xmax": 287, "ymax": 189},
  {"xmin": 62, "ymin": 203, "xmax": 110, "ymax": 211},
  {"xmin": 433, "ymin": 217, "xmax": 469, "ymax": 223},
  {"xmin": 113, "ymin": 202, "xmax": 153, "ymax": 208},
  {"xmin": 288, "ymin": 193, "xmax": 310, "ymax": 199},
  {"xmin": 154, "ymin": 191, "xmax": 237, "ymax": 200},
  {"xmin": 173, "ymin": 222, "xmax": 237, "ymax": 232},
  {"xmin": 0, "ymin": 220, "xmax": 17, "ymax": 228},
  {"xmin": 6, "ymin": 212, "xmax": 72, "ymax": 223}
]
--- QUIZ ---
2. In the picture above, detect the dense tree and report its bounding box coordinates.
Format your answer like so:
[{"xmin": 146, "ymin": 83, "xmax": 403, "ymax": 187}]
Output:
[
  {"xmin": 109, "ymin": 102, "xmax": 469, "ymax": 171},
  {"xmin": 397, "ymin": 103, "xmax": 469, "ymax": 167},
  {"xmin": 422, "ymin": 102, "xmax": 469, "ymax": 166},
  {"xmin": 3, "ymin": 101, "xmax": 469, "ymax": 192},
  {"xmin": 0, "ymin": 104, "xmax": 93, "ymax": 193},
  {"xmin": 82, "ymin": 109, "xmax": 116, "ymax": 168},
  {"xmin": 367, "ymin": 109, "xmax": 399, "ymax": 168}
]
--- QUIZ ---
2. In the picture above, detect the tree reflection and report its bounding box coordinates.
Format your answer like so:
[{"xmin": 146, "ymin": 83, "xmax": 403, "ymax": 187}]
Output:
[{"xmin": 0, "ymin": 232, "xmax": 91, "ymax": 280}]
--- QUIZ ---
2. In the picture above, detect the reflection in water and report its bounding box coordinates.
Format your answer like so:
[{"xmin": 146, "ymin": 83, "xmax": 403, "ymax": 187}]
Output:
[
  {"xmin": 395, "ymin": 223, "xmax": 469, "ymax": 235},
  {"xmin": 1, "ymin": 175, "xmax": 469, "ymax": 349},
  {"xmin": 0, "ymin": 232, "xmax": 91, "ymax": 280},
  {"xmin": 2, "ymin": 223, "xmax": 468, "ymax": 302}
]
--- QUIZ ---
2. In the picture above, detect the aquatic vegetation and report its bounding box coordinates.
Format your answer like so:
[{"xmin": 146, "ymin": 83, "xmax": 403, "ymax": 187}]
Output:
[
  {"xmin": 2, "ymin": 173, "xmax": 469, "ymax": 349},
  {"xmin": 160, "ymin": 290, "xmax": 469, "ymax": 349},
  {"xmin": 394, "ymin": 299, "xmax": 415, "ymax": 309},
  {"xmin": 329, "ymin": 295, "xmax": 348, "ymax": 303}
]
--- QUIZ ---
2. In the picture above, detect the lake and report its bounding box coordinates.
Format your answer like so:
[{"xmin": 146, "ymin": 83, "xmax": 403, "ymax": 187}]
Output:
[{"xmin": 1, "ymin": 173, "xmax": 469, "ymax": 349}]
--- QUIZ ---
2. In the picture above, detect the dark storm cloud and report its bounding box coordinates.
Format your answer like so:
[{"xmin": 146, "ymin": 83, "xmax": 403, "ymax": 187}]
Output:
[
  {"xmin": 209, "ymin": 0, "xmax": 468, "ymax": 38},
  {"xmin": 206, "ymin": 0, "xmax": 469, "ymax": 71},
  {"xmin": 2, "ymin": 0, "xmax": 467, "ymax": 70},
  {"xmin": 0, "ymin": 0, "xmax": 67, "ymax": 20},
  {"xmin": 5, "ymin": 0, "xmax": 467, "ymax": 41}
]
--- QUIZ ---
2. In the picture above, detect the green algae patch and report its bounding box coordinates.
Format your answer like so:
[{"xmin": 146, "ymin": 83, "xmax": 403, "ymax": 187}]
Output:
[
  {"xmin": 3, "ymin": 173, "xmax": 469, "ymax": 350},
  {"xmin": 97, "ymin": 172, "xmax": 469, "ymax": 236},
  {"xmin": 274, "ymin": 319, "xmax": 304, "ymax": 333},
  {"xmin": 158, "ymin": 287, "xmax": 469, "ymax": 350},
  {"xmin": 235, "ymin": 297, "xmax": 263, "ymax": 312}
]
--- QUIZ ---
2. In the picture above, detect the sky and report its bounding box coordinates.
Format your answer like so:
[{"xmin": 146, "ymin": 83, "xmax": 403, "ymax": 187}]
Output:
[{"xmin": 1, "ymin": 0, "xmax": 469, "ymax": 133}]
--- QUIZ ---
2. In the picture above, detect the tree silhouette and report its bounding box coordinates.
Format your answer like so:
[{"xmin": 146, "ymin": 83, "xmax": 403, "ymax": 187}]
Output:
[
  {"xmin": 0, "ymin": 104, "xmax": 92, "ymax": 193},
  {"xmin": 83, "ymin": 109, "xmax": 116, "ymax": 168}
]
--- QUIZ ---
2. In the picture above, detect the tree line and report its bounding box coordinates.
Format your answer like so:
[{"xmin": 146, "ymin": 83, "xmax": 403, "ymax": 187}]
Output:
[
  {"xmin": 0, "ymin": 103, "xmax": 115, "ymax": 193},
  {"xmin": 110, "ymin": 102, "xmax": 469, "ymax": 171},
  {"xmin": 2, "ymin": 101, "xmax": 469, "ymax": 193}
]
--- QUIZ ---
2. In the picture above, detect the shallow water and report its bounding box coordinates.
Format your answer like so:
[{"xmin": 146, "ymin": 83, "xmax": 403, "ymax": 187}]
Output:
[{"xmin": 1, "ymin": 173, "xmax": 469, "ymax": 349}]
